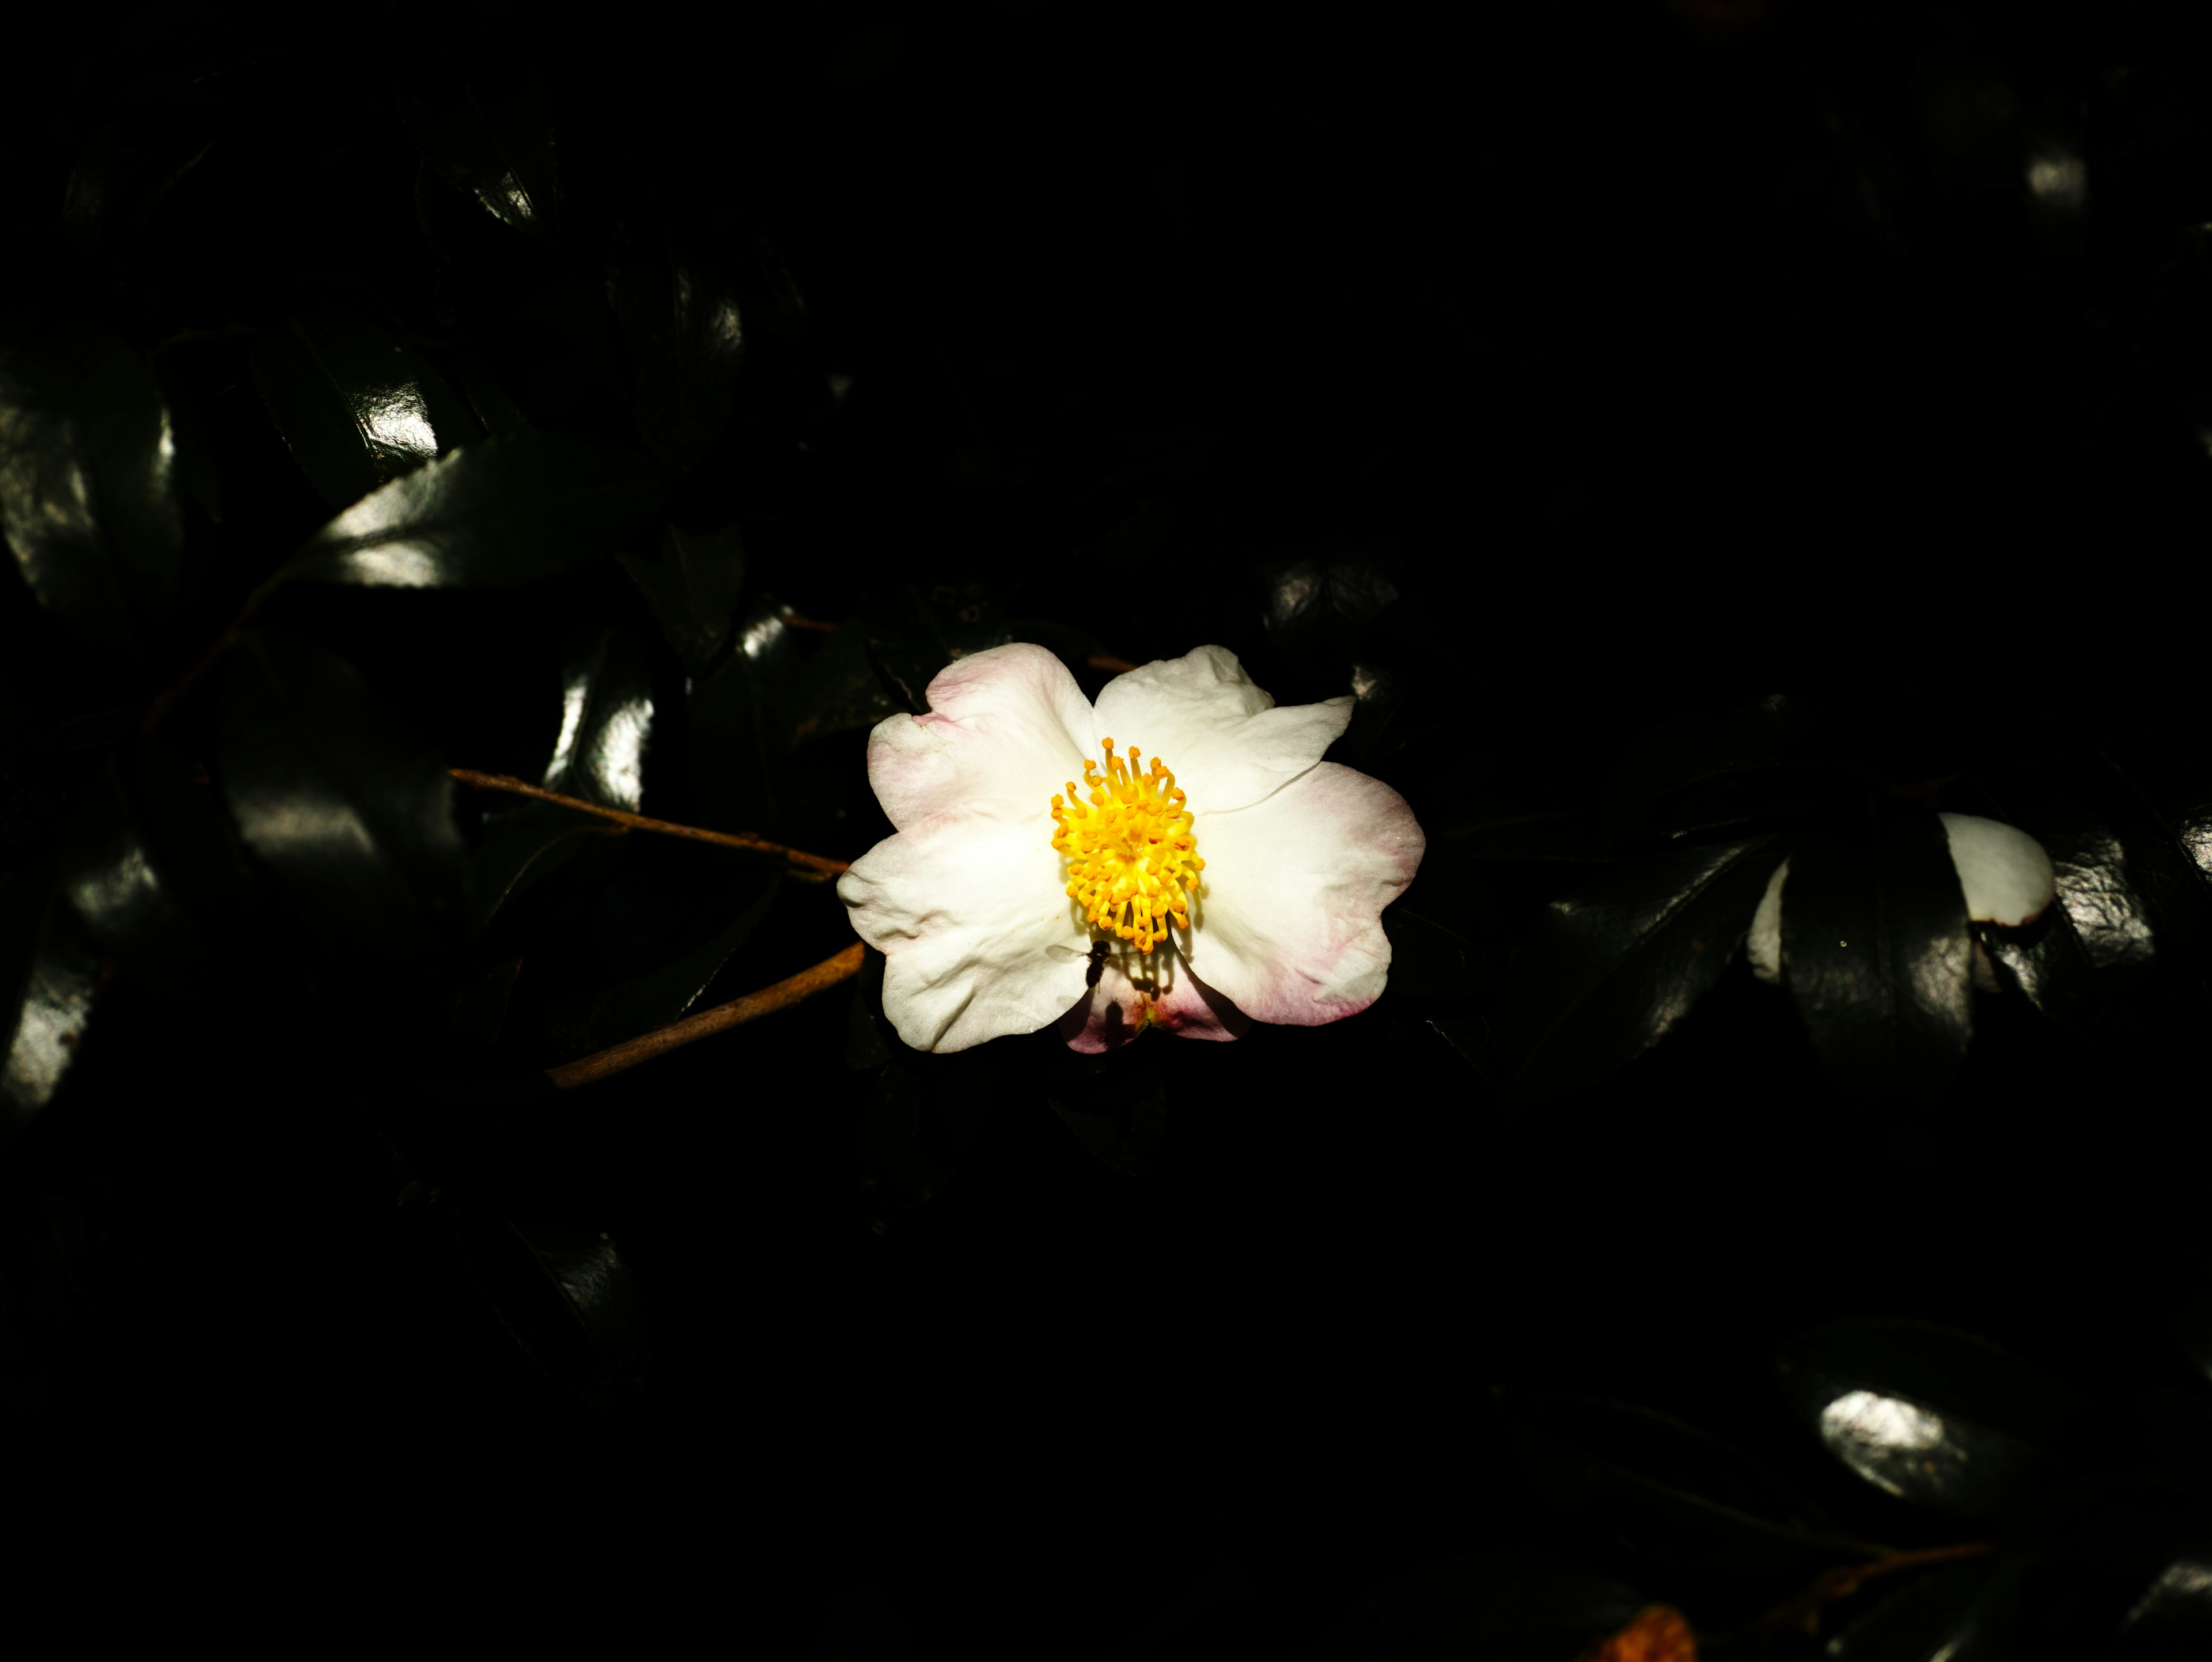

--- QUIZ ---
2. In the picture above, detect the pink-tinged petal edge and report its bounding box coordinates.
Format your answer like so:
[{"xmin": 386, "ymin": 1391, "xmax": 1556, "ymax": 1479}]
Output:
[
  {"xmin": 864, "ymin": 642, "xmax": 1096, "ymax": 833},
  {"xmin": 1055, "ymin": 940, "xmax": 1252, "ymax": 1053},
  {"xmin": 1184, "ymin": 760, "xmax": 1425, "ymax": 1029}
]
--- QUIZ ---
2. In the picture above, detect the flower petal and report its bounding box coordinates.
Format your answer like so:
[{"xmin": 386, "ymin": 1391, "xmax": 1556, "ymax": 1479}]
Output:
[
  {"xmin": 1937, "ymin": 812, "xmax": 2057, "ymax": 927},
  {"xmin": 1748, "ymin": 857, "xmax": 1788, "ymax": 985},
  {"xmin": 1055, "ymin": 938, "xmax": 1252, "ymax": 1053},
  {"xmin": 1181, "ymin": 760, "xmax": 1423, "ymax": 1027},
  {"xmin": 837, "ymin": 796, "xmax": 1089, "ymax": 1052},
  {"xmin": 863, "ymin": 642, "xmax": 1097, "ymax": 833},
  {"xmin": 1093, "ymin": 645, "xmax": 1355, "ymax": 814}
]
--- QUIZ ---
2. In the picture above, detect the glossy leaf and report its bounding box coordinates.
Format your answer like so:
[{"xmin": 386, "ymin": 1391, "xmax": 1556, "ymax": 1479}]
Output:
[
  {"xmin": 1498, "ymin": 1392, "xmax": 1850, "ymax": 1573},
  {"xmin": 0, "ymin": 328, "xmax": 182, "ymax": 665},
  {"xmin": 281, "ymin": 429, "xmax": 665, "ymax": 589},
  {"xmin": 1779, "ymin": 797, "xmax": 1974, "ymax": 1112},
  {"xmin": 1316, "ymin": 1550, "xmax": 1648, "ymax": 1662},
  {"xmin": 469, "ymin": 629, "xmax": 656, "ymax": 936},
  {"xmin": 618, "ymin": 520, "xmax": 746, "ymax": 677},
  {"xmin": 687, "ymin": 597, "xmax": 809, "ymax": 832},
  {"xmin": 0, "ymin": 875, "xmax": 101, "ymax": 1149},
  {"xmin": 397, "ymin": 55, "xmax": 562, "ymax": 241},
  {"xmin": 1378, "ymin": 903, "xmax": 1496, "ymax": 1002},
  {"xmin": 862, "ymin": 582, "xmax": 1021, "ymax": 713},
  {"xmin": 54, "ymin": 741, "xmax": 257, "ymax": 976},
  {"xmin": 1771, "ymin": 1318, "xmax": 2084, "ymax": 1517},
  {"xmin": 543, "ymin": 867, "xmax": 779, "ymax": 1065},
  {"xmin": 1492, "ymin": 831, "xmax": 1784, "ymax": 1106},
  {"xmin": 421, "ymin": 1192, "xmax": 643, "ymax": 1411},
  {"xmin": 790, "ymin": 619, "xmax": 905, "ymax": 748},
  {"xmin": 1971, "ymin": 748, "xmax": 2212, "ymax": 1047},
  {"xmin": 543, "ymin": 627, "xmax": 655, "ymax": 812},
  {"xmin": 248, "ymin": 308, "xmax": 483, "ymax": 512},
  {"xmin": 212, "ymin": 630, "xmax": 467, "ymax": 978},
  {"xmin": 2113, "ymin": 1538, "xmax": 2212, "ymax": 1655},
  {"xmin": 608, "ymin": 235, "xmax": 746, "ymax": 475},
  {"xmin": 1824, "ymin": 1551, "xmax": 2033, "ymax": 1662}
]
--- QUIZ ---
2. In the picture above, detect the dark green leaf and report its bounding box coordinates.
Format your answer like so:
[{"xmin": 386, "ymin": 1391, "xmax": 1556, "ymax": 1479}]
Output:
[
  {"xmin": 542, "ymin": 627, "xmax": 656, "ymax": 812},
  {"xmin": 862, "ymin": 583, "xmax": 1018, "ymax": 712},
  {"xmin": 417, "ymin": 1192, "xmax": 643, "ymax": 1411},
  {"xmin": 247, "ymin": 308, "xmax": 483, "ymax": 511},
  {"xmin": 791, "ymin": 619, "xmax": 905, "ymax": 748},
  {"xmin": 1971, "ymin": 748, "xmax": 2212, "ymax": 1047},
  {"xmin": 397, "ymin": 54, "xmax": 562, "ymax": 241},
  {"xmin": 0, "ymin": 874, "xmax": 101, "ymax": 1149},
  {"xmin": 468, "ymin": 626, "xmax": 655, "ymax": 935},
  {"xmin": 608, "ymin": 234, "xmax": 746, "ymax": 474},
  {"xmin": 618, "ymin": 520, "xmax": 746, "ymax": 677},
  {"xmin": 1380, "ymin": 903, "xmax": 1496, "ymax": 1002},
  {"xmin": 1781, "ymin": 798, "xmax": 1975, "ymax": 1112},
  {"xmin": 281, "ymin": 429, "xmax": 665, "ymax": 589},
  {"xmin": 1770, "ymin": 1318, "xmax": 2085, "ymax": 1517},
  {"xmin": 687, "ymin": 599, "xmax": 809, "ymax": 833},
  {"xmin": 1499, "ymin": 1392, "xmax": 1850, "ymax": 1574},
  {"xmin": 429, "ymin": 342, "xmax": 532, "ymax": 438},
  {"xmin": 1825, "ymin": 1551, "xmax": 2033, "ymax": 1662},
  {"xmin": 0, "ymin": 328, "xmax": 183, "ymax": 666},
  {"xmin": 147, "ymin": 343, "xmax": 223, "ymax": 524},
  {"xmin": 212, "ymin": 630, "xmax": 467, "ymax": 981},
  {"xmin": 2113, "ymin": 1539, "xmax": 2212, "ymax": 1655},
  {"xmin": 54, "ymin": 742, "xmax": 257, "ymax": 975},
  {"xmin": 1493, "ymin": 832, "xmax": 1783, "ymax": 1106},
  {"xmin": 543, "ymin": 868, "xmax": 779, "ymax": 1065}
]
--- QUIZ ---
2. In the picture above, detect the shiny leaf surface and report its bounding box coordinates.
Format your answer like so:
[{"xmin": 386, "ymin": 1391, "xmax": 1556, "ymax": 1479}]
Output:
[
  {"xmin": 608, "ymin": 235, "xmax": 745, "ymax": 475},
  {"xmin": 282, "ymin": 429, "xmax": 665, "ymax": 589},
  {"xmin": 0, "ymin": 328, "xmax": 182, "ymax": 666},
  {"xmin": 543, "ymin": 866, "xmax": 778, "ymax": 1066},
  {"xmin": 212, "ymin": 630, "xmax": 467, "ymax": 980},
  {"xmin": 1771, "ymin": 1318, "xmax": 2084, "ymax": 1517},
  {"xmin": 1499, "ymin": 1392, "xmax": 1849, "ymax": 1574},
  {"xmin": 0, "ymin": 875, "xmax": 100, "ymax": 1149},
  {"xmin": 618, "ymin": 519, "xmax": 746, "ymax": 677},
  {"xmin": 397, "ymin": 52, "xmax": 562, "ymax": 242},
  {"xmin": 247, "ymin": 308, "xmax": 482, "ymax": 510},
  {"xmin": 1493, "ymin": 831, "xmax": 1784, "ymax": 1105},
  {"xmin": 1780, "ymin": 798, "xmax": 1975, "ymax": 1112},
  {"xmin": 1825, "ymin": 1551, "xmax": 2033, "ymax": 1662}
]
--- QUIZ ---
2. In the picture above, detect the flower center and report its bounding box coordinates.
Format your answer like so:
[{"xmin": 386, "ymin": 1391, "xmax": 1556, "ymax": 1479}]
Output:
[{"xmin": 1049, "ymin": 737, "xmax": 1205, "ymax": 955}]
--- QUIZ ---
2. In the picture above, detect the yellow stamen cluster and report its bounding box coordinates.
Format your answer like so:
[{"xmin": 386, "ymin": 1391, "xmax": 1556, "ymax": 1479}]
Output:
[{"xmin": 1049, "ymin": 737, "xmax": 1205, "ymax": 955}]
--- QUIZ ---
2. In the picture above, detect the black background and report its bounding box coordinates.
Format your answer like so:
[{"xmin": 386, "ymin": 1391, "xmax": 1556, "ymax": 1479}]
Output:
[{"xmin": 6, "ymin": 0, "xmax": 2211, "ymax": 1655}]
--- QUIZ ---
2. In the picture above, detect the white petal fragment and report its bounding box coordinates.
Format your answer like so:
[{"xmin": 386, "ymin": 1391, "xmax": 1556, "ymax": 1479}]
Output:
[
  {"xmin": 1937, "ymin": 812, "xmax": 2058, "ymax": 926},
  {"xmin": 1184, "ymin": 760, "xmax": 1423, "ymax": 1027},
  {"xmin": 1056, "ymin": 938, "xmax": 1252, "ymax": 1053},
  {"xmin": 838, "ymin": 797, "xmax": 1089, "ymax": 1053},
  {"xmin": 1093, "ymin": 645, "xmax": 1354, "ymax": 815},
  {"xmin": 1746, "ymin": 814, "xmax": 2052, "ymax": 990},
  {"xmin": 1748, "ymin": 857, "xmax": 1789, "ymax": 985},
  {"xmin": 863, "ymin": 642, "xmax": 1097, "ymax": 833}
]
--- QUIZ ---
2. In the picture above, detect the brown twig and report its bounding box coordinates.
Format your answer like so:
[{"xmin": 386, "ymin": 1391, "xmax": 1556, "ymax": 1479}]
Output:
[
  {"xmin": 544, "ymin": 941, "xmax": 866, "ymax": 1089},
  {"xmin": 140, "ymin": 568, "xmax": 289, "ymax": 737},
  {"xmin": 1750, "ymin": 1542, "xmax": 1995, "ymax": 1638},
  {"xmin": 447, "ymin": 770, "xmax": 850, "ymax": 881}
]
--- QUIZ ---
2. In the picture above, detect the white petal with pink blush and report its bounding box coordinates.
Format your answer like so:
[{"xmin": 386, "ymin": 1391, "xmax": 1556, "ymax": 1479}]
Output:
[{"xmin": 836, "ymin": 641, "xmax": 1427, "ymax": 1054}]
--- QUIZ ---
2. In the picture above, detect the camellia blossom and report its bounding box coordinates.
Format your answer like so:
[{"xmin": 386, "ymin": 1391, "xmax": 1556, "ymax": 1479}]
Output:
[
  {"xmin": 836, "ymin": 642, "xmax": 1426, "ymax": 1053},
  {"xmin": 1747, "ymin": 812, "xmax": 2058, "ymax": 993}
]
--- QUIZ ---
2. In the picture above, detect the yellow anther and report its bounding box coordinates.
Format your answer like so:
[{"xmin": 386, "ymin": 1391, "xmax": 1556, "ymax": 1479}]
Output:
[{"xmin": 1049, "ymin": 738, "xmax": 1204, "ymax": 957}]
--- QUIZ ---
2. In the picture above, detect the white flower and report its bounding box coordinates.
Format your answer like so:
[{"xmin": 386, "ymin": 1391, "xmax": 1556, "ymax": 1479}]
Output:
[
  {"xmin": 836, "ymin": 642, "xmax": 1426, "ymax": 1053},
  {"xmin": 1747, "ymin": 812, "xmax": 2057, "ymax": 993}
]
